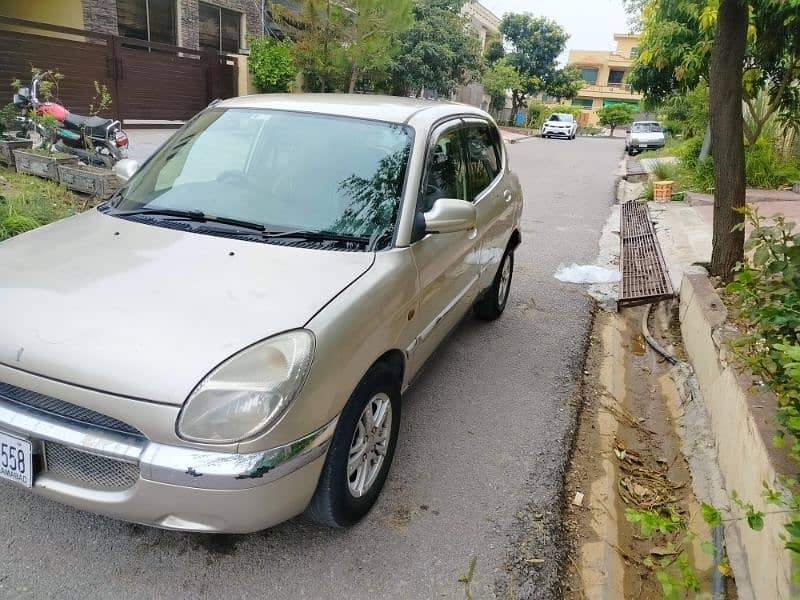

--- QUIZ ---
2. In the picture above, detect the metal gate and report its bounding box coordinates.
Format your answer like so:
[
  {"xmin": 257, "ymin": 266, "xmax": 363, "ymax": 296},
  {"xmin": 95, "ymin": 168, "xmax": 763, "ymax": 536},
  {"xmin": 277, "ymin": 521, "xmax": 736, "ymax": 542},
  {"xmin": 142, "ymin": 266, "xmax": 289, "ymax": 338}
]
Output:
[{"xmin": 0, "ymin": 17, "xmax": 237, "ymax": 123}]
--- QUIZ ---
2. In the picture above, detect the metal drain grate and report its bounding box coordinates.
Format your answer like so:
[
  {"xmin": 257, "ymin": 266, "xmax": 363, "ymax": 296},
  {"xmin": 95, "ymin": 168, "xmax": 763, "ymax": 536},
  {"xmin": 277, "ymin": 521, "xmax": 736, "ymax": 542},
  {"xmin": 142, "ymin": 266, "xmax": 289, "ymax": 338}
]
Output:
[
  {"xmin": 44, "ymin": 442, "xmax": 139, "ymax": 489},
  {"xmin": 619, "ymin": 201, "xmax": 674, "ymax": 307}
]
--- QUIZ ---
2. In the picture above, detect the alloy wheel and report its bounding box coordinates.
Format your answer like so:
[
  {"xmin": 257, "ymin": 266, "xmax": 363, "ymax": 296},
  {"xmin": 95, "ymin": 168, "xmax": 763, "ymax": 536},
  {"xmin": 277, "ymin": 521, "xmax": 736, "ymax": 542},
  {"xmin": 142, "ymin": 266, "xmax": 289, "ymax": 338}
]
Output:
[{"xmin": 347, "ymin": 393, "xmax": 392, "ymax": 498}]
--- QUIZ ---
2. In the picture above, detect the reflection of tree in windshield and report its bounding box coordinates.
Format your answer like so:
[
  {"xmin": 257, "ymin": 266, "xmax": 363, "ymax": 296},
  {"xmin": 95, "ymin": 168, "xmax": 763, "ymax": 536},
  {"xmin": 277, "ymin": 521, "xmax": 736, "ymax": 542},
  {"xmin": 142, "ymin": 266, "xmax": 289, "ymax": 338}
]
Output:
[{"xmin": 331, "ymin": 145, "xmax": 411, "ymax": 246}]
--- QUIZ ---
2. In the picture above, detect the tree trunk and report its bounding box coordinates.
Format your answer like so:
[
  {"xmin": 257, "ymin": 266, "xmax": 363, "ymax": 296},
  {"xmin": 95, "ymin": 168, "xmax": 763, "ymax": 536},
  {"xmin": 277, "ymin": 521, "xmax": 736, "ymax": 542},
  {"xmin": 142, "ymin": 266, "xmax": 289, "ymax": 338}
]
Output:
[
  {"xmin": 348, "ymin": 64, "xmax": 359, "ymax": 94},
  {"xmin": 709, "ymin": 0, "xmax": 748, "ymax": 281},
  {"xmin": 699, "ymin": 123, "xmax": 712, "ymax": 162},
  {"xmin": 510, "ymin": 91, "xmax": 520, "ymax": 125}
]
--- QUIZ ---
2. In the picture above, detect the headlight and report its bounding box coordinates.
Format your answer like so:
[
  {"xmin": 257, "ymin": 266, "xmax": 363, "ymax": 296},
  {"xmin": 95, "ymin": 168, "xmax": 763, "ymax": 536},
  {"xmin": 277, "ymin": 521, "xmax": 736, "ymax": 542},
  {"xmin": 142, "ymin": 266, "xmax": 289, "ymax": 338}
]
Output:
[{"xmin": 177, "ymin": 330, "xmax": 315, "ymax": 444}]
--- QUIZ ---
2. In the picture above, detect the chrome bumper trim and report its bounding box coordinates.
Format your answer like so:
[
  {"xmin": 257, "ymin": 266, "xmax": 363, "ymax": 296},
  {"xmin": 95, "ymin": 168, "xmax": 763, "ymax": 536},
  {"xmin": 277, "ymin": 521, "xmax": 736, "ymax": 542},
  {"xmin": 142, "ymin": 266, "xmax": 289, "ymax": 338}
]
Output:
[
  {"xmin": 139, "ymin": 418, "xmax": 338, "ymax": 490},
  {"xmin": 0, "ymin": 397, "xmax": 338, "ymax": 491}
]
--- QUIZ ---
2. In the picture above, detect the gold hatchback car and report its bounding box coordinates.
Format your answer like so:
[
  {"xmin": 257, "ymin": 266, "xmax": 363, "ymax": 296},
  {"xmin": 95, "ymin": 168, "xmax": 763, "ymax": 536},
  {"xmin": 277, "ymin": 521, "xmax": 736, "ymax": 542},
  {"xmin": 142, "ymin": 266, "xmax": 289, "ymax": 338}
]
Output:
[{"xmin": 0, "ymin": 95, "xmax": 522, "ymax": 532}]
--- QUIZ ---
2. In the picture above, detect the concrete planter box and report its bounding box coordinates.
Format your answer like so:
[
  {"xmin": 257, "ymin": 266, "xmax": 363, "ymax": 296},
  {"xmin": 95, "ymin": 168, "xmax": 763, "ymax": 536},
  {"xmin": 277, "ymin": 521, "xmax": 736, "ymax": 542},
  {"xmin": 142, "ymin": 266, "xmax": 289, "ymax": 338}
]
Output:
[
  {"xmin": 57, "ymin": 163, "xmax": 120, "ymax": 198},
  {"xmin": 680, "ymin": 273, "xmax": 796, "ymax": 600},
  {"xmin": 13, "ymin": 149, "xmax": 78, "ymax": 181},
  {"xmin": 0, "ymin": 137, "xmax": 33, "ymax": 167}
]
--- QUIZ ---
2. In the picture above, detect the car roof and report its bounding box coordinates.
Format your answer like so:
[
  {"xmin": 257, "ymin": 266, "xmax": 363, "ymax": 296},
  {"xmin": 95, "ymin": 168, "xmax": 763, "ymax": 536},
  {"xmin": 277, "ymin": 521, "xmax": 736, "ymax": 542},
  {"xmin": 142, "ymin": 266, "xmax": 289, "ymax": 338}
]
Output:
[{"xmin": 218, "ymin": 93, "xmax": 490, "ymax": 125}]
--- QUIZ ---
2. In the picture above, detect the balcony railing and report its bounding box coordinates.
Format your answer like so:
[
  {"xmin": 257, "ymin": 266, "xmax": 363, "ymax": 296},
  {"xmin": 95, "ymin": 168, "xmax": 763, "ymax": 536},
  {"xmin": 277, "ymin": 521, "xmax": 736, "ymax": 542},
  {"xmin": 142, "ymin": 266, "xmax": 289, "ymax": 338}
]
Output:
[{"xmin": 581, "ymin": 82, "xmax": 637, "ymax": 94}]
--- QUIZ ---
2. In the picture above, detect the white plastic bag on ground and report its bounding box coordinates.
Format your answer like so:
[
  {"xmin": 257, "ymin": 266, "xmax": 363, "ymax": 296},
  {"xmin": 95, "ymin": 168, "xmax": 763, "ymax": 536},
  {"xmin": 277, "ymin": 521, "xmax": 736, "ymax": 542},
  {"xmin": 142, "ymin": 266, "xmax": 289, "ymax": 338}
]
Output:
[{"xmin": 554, "ymin": 264, "xmax": 621, "ymax": 284}]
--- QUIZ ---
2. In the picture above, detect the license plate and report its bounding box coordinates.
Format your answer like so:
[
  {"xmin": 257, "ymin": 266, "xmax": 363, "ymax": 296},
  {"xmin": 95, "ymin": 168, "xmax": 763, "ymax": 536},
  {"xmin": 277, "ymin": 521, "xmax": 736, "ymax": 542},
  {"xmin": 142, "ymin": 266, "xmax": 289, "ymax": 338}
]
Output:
[{"xmin": 0, "ymin": 431, "xmax": 33, "ymax": 488}]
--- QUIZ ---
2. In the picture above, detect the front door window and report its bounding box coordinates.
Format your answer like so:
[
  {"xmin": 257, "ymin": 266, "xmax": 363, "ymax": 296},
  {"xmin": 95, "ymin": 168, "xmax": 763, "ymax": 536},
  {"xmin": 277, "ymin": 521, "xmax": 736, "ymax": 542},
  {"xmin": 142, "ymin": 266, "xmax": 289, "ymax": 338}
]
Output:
[{"xmin": 420, "ymin": 128, "xmax": 467, "ymax": 212}]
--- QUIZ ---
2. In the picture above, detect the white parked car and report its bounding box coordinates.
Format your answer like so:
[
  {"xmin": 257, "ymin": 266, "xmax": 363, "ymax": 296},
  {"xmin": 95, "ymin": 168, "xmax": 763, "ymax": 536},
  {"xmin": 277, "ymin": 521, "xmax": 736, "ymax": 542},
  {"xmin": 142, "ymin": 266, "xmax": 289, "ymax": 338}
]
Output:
[
  {"xmin": 625, "ymin": 121, "xmax": 666, "ymax": 155},
  {"xmin": 541, "ymin": 113, "xmax": 577, "ymax": 140}
]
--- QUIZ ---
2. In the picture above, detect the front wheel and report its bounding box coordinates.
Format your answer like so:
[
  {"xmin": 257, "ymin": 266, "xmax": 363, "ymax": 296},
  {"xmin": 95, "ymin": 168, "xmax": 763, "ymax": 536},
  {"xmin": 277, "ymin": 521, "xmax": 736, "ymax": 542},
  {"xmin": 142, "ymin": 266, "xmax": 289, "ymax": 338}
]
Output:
[
  {"xmin": 306, "ymin": 363, "xmax": 401, "ymax": 528},
  {"xmin": 474, "ymin": 249, "xmax": 514, "ymax": 321}
]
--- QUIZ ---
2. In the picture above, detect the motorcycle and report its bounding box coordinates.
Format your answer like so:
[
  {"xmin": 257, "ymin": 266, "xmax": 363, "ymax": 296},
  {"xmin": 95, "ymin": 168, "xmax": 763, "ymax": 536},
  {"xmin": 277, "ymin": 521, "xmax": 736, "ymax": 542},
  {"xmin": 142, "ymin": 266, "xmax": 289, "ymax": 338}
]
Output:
[{"xmin": 13, "ymin": 72, "xmax": 130, "ymax": 168}]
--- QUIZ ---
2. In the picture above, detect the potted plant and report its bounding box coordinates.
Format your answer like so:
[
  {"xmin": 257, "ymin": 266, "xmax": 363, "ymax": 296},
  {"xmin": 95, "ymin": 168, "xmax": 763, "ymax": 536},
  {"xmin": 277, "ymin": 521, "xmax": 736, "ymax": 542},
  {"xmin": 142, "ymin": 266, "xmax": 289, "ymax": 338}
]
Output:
[
  {"xmin": 57, "ymin": 81, "xmax": 120, "ymax": 198},
  {"xmin": 0, "ymin": 103, "xmax": 32, "ymax": 167},
  {"xmin": 12, "ymin": 113, "xmax": 77, "ymax": 181}
]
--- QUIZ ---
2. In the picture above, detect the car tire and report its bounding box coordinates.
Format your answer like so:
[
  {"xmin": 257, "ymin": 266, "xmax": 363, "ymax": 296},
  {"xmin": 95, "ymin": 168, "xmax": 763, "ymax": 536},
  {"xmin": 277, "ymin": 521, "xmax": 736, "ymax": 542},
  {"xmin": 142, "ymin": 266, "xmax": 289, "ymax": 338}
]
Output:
[
  {"xmin": 474, "ymin": 249, "xmax": 514, "ymax": 321},
  {"xmin": 306, "ymin": 363, "xmax": 401, "ymax": 528}
]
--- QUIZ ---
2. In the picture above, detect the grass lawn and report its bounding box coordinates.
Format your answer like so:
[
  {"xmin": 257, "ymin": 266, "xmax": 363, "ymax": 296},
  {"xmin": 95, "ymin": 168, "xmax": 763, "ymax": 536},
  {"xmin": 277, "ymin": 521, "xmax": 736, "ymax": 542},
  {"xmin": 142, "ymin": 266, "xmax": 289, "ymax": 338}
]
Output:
[{"xmin": 0, "ymin": 165, "xmax": 99, "ymax": 241}]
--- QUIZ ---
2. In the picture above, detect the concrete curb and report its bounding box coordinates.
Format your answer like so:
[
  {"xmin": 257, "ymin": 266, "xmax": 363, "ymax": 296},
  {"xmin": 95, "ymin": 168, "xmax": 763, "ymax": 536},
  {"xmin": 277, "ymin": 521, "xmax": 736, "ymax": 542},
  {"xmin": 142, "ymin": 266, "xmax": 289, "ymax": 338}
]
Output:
[{"xmin": 680, "ymin": 273, "xmax": 795, "ymax": 600}]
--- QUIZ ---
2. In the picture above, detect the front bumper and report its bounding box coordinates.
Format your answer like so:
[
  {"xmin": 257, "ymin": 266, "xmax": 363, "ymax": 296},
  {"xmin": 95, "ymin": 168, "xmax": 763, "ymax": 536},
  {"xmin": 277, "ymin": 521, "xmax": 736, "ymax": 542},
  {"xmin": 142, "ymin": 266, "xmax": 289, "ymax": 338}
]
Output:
[
  {"xmin": 629, "ymin": 142, "xmax": 665, "ymax": 151},
  {"xmin": 542, "ymin": 127, "xmax": 572, "ymax": 138},
  {"xmin": 0, "ymin": 381, "xmax": 336, "ymax": 533}
]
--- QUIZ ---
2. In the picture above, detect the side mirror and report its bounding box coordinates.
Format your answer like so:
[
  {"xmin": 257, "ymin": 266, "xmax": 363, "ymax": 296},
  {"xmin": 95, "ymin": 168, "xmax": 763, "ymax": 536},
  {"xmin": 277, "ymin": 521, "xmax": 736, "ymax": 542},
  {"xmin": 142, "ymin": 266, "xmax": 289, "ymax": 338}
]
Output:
[
  {"xmin": 113, "ymin": 158, "xmax": 140, "ymax": 182},
  {"xmin": 424, "ymin": 198, "xmax": 477, "ymax": 234}
]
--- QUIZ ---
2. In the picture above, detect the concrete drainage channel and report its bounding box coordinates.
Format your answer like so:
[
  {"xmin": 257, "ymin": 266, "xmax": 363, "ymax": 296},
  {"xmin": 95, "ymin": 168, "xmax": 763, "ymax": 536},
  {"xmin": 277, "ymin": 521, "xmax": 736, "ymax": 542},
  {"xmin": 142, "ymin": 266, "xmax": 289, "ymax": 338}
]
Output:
[
  {"xmin": 557, "ymin": 164, "xmax": 746, "ymax": 599},
  {"xmin": 562, "ymin": 304, "xmax": 738, "ymax": 599}
]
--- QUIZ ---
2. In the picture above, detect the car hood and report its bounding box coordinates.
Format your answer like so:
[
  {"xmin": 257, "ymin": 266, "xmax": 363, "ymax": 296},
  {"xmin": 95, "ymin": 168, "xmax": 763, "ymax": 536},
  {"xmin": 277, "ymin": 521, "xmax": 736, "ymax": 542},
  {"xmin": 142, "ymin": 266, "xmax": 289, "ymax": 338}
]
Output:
[{"xmin": 0, "ymin": 210, "xmax": 375, "ymax": 405}]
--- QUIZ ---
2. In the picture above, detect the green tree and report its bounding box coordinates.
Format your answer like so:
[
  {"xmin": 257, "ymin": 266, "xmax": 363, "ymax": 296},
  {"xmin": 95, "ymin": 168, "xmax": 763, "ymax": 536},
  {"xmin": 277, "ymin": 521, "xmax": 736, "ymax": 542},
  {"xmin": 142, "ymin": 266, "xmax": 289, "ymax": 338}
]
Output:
[
  {"xmin": 544, "ymin": 65, "xmax": 584, "ymax": 102},
  {"xmin": 499, "ymin": 13, "xmax": 569, "ymax": 118},
  {"xmin": 248, "ymin": 37, "xmax": 297, "ymax": 93},
  {"xmin": 484, "ymin": 36, "xmax": 505, "ymax": 66},
  {"xmin": 340, "ymin": 0, "xmax": 413, "ymax": 93},
  {"xmin": 481, "ymin": 58, "xmax": 521, "ymax": 112},
  {"xmin": 629, "ymin": 0, "xmax": 800, "ymax": 280},
  {"xmin": 597, "ymin": 103, "xmax": 636, "ymax": 135},
  {"xmin": 274, "ymin": 0, "xmax": 348, "ymax": 92},
  {"xmin": 388, "ymin": 0, "xmax": 482, "ymax": 97}
]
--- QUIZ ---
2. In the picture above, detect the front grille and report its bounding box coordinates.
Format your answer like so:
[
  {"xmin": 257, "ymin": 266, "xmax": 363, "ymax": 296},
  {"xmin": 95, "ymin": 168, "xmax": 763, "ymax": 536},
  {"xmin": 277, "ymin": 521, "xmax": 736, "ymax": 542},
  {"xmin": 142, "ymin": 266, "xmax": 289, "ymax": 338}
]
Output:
[
  {"xmin": 43, "ymin": 442, "xmax": 139, "ymax": 489},
  {"xmin": 0, "ymin": 382, "xmax": 143, "ymax": 437}
]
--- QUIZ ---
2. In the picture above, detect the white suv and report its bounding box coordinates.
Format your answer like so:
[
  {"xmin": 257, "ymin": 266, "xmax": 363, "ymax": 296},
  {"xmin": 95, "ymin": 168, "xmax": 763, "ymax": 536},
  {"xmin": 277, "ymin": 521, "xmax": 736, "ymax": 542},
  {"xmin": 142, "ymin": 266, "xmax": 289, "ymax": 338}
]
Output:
[{"xmin": 541, "ymin": 113, "xmax": 577, "ymax": 140}]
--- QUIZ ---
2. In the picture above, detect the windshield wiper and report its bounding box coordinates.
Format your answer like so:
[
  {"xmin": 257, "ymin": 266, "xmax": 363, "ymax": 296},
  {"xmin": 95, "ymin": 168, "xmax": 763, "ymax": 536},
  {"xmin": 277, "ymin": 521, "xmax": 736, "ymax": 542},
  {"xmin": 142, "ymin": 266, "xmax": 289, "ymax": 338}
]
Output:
[
  {"xmin": 111, "ymin": 208, "xmax": 370, "ymax": 245},
  {"xmin": 110, "ymin": 208, "xmax": 267, "ymax": 233},
  {"xmin": 262, "ymin": 229, "xmax": 371, "ymax": 245}
]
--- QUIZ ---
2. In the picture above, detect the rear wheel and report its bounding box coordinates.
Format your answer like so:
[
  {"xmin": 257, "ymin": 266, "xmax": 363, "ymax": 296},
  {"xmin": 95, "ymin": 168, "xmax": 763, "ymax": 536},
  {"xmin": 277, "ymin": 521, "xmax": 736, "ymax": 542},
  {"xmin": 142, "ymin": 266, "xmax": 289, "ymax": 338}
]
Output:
[
  {"xmin": 474, "ymin": 249, "xmax": 514, "ymax": 321},
  {"xmin": 306, "ymin": 363, "xmax": 401, "ymax": 528}
]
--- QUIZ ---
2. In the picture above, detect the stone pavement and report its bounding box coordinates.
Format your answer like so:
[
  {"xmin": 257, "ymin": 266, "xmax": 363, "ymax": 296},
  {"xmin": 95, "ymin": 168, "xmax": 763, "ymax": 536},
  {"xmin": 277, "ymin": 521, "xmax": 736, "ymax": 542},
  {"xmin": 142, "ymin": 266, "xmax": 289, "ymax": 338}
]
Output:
[{"xmin": 648, "ymin": 191, "xmax": 800, "ymax": 290}]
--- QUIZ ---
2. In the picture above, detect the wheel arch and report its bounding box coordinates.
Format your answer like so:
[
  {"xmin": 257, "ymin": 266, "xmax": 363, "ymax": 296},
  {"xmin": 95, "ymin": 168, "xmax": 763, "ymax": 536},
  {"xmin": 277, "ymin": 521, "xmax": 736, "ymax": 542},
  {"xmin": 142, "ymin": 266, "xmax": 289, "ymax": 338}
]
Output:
[
  {"xmin": 508, "ymin": 229, "xmax": 521, "ymax": 251},
  {"xmin": 371, "ymin": 349, "xmax": 406, "ymax": 386}
]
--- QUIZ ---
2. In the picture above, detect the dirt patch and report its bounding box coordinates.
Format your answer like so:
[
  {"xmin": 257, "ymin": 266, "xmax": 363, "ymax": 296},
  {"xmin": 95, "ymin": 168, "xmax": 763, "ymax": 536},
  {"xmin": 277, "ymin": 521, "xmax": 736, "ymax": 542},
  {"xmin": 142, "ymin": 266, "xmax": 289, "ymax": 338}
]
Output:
[{"xmin": 563, "ymin": 307, "xmax": 730, "ymax": 599}]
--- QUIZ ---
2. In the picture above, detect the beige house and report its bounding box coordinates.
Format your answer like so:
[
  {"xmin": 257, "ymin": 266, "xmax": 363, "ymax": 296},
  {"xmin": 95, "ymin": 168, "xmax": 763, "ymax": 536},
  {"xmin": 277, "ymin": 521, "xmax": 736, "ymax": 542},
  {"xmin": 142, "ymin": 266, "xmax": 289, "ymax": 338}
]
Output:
[
  {"xmin": 461, "ymin": 0, "xmax": 500, "ymax": 50},
  {"xmin": 558, "ymin": 33, "xmax": 644, "ymax": 127}
]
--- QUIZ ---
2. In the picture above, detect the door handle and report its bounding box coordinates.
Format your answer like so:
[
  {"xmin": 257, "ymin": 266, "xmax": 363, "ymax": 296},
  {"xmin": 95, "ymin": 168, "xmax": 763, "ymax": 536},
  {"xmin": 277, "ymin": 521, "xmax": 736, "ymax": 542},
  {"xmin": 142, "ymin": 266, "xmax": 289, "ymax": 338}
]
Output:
[{"xmin": 503, "ymin": 189, "xmax": 512, "ymax": 203}]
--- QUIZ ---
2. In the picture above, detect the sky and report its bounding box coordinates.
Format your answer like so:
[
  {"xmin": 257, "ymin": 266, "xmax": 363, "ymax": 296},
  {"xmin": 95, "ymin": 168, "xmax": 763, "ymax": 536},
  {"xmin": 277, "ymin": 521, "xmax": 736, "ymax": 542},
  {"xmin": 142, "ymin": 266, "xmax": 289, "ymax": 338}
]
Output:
[{"xmin": 480, "ymin": 0, "xmax": 630, "ymax": 58}]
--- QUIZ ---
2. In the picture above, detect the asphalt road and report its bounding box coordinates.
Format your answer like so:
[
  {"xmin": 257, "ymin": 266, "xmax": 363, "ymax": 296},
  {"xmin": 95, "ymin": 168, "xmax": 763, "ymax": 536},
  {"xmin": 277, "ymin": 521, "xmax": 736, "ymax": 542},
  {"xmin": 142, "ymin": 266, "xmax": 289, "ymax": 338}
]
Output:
[{"xmin": 0, "ymin": 136, "xmax": 622, "ymax": 600}]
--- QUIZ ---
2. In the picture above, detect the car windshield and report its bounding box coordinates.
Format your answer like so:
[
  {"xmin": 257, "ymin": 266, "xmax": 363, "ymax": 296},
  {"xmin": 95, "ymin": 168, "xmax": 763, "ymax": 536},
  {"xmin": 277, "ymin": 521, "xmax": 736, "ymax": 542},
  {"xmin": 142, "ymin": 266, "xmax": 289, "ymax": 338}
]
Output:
[
  {"xmin": 113, "ymin": 108, "xmax": 413, "ymax": 245},
  {"xmin": 548, "ymin": 114, "xmax": 574, "ymax": 122},
  {"xmin": 631, "ymin": 122, "xmax": 662, "ymax": 133}
]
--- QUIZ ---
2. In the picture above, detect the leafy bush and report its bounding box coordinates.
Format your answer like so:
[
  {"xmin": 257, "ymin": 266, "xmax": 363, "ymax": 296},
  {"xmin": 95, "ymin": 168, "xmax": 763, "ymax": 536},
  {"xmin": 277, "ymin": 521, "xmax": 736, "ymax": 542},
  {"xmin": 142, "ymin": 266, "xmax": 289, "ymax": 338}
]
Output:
[
  {"xmin": 725, "ymin": 209, "xmax": 800, "ymax": 567},
  {"xmin": 0, "ymin": 103, "xmax": 19, "ymax": 134},
  {"xmin": 745, "ymin": 138, "xmax": 800, "ymax": 189},
  {"xmin": 247, "ymin": 37, "xmax": 297, "ymax": 93}
]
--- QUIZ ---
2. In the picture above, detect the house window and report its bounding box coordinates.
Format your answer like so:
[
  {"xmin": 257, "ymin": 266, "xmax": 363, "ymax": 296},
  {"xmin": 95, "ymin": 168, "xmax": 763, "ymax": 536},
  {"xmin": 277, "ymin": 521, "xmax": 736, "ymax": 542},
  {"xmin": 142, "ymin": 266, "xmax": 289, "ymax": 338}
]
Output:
[
  {"xmin": 608, "ymin": 70, "xmax": 625, "ymax": 85},
  {"xmin": 572, "ymin": 98, "xmax": 593, "ymax": 109},
  {"xmin": 200, "ymin": 2, "xmax": 242, "ymax": 53},
  {"xmin": 630, "ymin": 47, "xmax": 639, "ymax": 58},
  {"xmin": 117, "ymin": 0, "xmax": 176, "ymax": 44},
  {"xmin": 579, "ymin": 68, "xmax": 598, "ymax": 84}
]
